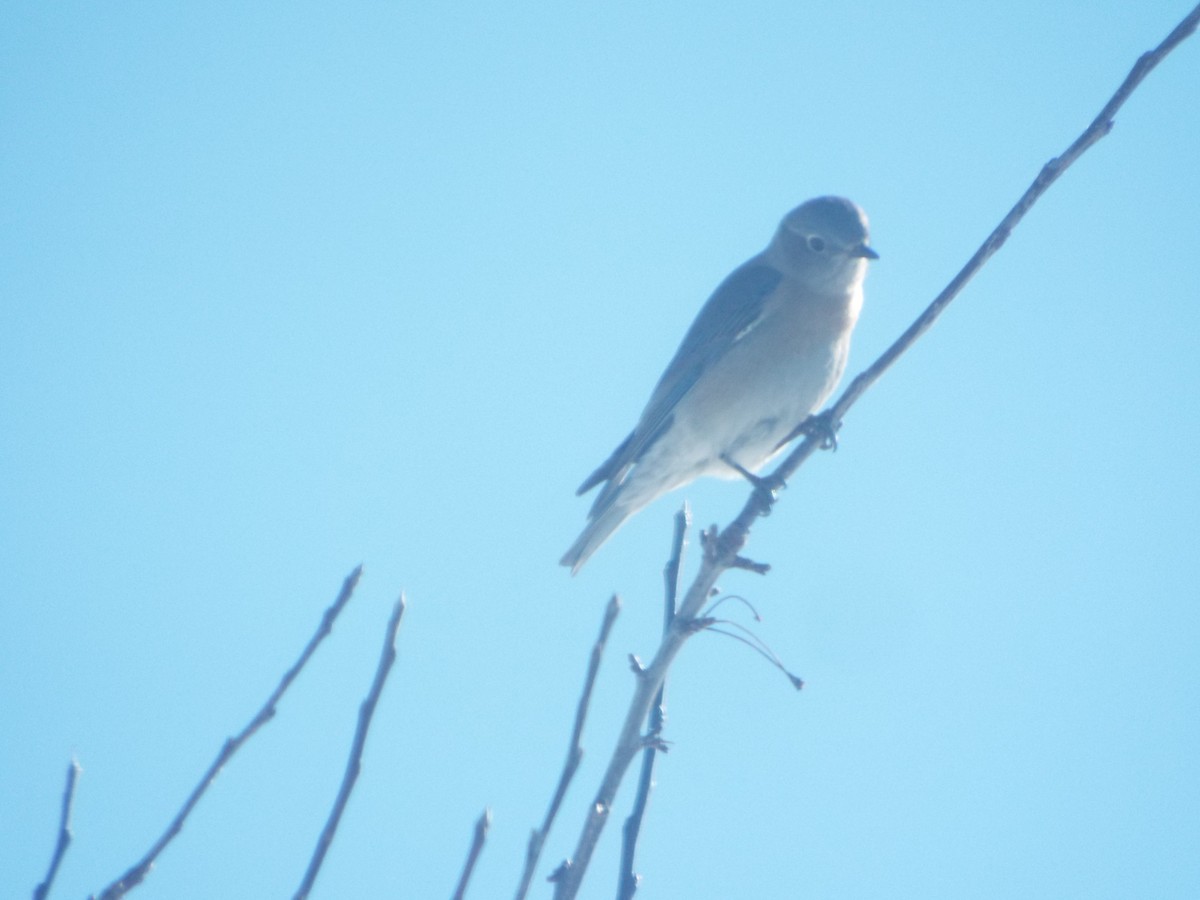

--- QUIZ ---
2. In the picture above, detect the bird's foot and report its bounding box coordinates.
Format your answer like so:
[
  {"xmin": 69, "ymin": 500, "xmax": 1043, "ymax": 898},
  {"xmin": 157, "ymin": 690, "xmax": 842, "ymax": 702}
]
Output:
[
  {"xmin": 804, "ymin": 410, "xmax": 841, "ymax": 450},
  {"xmin": 720, "ymin": 453, "xmax": 786, "ymax": 509},
  {"xmin": 776, "ymin": 410, "xmax": 842, "ymax": 452}
]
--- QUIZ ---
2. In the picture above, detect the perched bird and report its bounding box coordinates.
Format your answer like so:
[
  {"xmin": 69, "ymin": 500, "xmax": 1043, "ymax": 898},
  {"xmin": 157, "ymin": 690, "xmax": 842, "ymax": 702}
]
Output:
[{"xmin": 561, "ymin": 196, "xmax": 877, "ymax": 573}]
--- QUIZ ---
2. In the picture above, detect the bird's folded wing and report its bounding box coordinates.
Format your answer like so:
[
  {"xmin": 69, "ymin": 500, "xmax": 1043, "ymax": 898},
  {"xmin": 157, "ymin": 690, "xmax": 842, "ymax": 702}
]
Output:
[{"xmin": 576, "ymin": 260, "xmax": 783, "ymax": 498}]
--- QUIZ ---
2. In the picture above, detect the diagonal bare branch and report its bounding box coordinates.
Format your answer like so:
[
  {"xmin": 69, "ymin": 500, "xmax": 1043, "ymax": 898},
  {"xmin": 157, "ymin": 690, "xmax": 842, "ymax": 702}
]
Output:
[
  {"xmin": 32, "ymin": 758, "xmax": 81, "ymax": 900},
  {"xmin": 514, "ymin": 594, "xmax": 621, "ymax": 899},
  {"xmin": 451, "ymin": 808, "xmax": 493, "ymax": 900},
  {"xmin": 294, "ymin": 593, "xmax": 407, "ymax": 900},
  {"xmin": 764, "ymin": 2, "xmax": 1200, "ymax": 507},
  {"xmin": 617, "ymin": 505, "xmax": 688, "ymax": 899}
]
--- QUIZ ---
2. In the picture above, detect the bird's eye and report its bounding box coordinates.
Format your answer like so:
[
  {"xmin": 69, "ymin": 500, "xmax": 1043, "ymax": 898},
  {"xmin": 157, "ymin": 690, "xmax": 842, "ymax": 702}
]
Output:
[{"xmin": 806, "ymin": 235, "xmax": 826, "ymax": 252}]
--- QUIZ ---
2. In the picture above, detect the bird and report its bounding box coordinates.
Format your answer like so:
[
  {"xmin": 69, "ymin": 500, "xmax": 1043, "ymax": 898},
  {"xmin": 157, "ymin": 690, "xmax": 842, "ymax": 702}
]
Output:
[{"xmin": 561, "ymin": 196, "xmax": 878, "ymax": 574}]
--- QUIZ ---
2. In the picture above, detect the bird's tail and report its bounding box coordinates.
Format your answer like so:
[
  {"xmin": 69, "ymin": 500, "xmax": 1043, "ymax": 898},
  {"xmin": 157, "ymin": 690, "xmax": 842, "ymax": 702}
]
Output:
[{"xmin": 560, "ymin": 499, "xmax": 638, "ymax": 574}]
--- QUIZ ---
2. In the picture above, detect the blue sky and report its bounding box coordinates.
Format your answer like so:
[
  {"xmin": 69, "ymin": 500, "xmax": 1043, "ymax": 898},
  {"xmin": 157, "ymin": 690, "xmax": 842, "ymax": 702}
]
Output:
[{"xmin": 3, "ymin": 2, "xmax": 1199, "ymax": 898}]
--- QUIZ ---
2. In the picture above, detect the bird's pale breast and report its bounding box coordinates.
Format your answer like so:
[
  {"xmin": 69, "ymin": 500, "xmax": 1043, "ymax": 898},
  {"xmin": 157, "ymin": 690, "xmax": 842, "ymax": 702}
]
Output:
[{"xmin": 667, "ymin": 283, "xmax": 861, "ymax": 476}]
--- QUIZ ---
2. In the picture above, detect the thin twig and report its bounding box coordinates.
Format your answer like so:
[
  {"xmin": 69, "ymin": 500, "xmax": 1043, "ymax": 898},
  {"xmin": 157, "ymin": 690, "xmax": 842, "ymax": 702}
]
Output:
[
  {"xmin": 551, "ymin": 9, "xmax": 1200, "ymax": 897},
  {"xmin": 617, "ymin": 506, "xmax": 688, "ymax": 899},
  {"xmin": 451, "ymin": 808, "xmax": 493, "ymax": 900},
  {"xmin": 514, "ymin": 594, "xmax": 621, "ymax": 899},
  {"xmin": 702, "ymin": 593, "xmax": 762, "ymax": 621},
  {"xmin": 704, "ymin": 624, "xmax": 804, "ymax": 690},
  {"xmin": 32, "ymin": 758, "xmax": 81, "ymax": 900},
  {"xmin": 294, "ymin": 594, "xmax": 406, "ymax": 900},
  {"xmin": 93, "ymin": 566, "xmax": 364, "ymax": 900},
  {"xmin": 699, "ymin": 596, "xmax": 803, "ymax": 687}
]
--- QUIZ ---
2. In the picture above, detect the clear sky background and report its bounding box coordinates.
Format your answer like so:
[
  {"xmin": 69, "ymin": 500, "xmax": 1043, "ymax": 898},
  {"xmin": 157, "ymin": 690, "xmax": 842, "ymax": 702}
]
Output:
[{"xmin": 3, "ymin": 3, "xmax": 1199, "ymax": 898}]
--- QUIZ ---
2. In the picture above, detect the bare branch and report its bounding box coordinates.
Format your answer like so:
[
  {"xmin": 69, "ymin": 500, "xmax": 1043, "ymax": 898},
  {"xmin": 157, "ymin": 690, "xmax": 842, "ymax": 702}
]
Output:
[
  {"xmin": 617, "ymin": 506, "xmax": 688, "ymax": 898},
  {"xmin": 552, "ymin": 554, "xmax": 725, "ymax": 898},
  {"xmin": 294, "ymin": 594, "xmax": 407, "ymax": 900},
  {"xmin": 32, "ymin": 758, "xmax": 81, "ymax": 900},
  {"xmin": 93, "ymin": 565, "xmax": 364, "ymax": 900},
  {"xmin": 451, "ymin": 808, "xmax": 493, "ymax": 900},
  {"xmin": 514, "ymin": 594, "xmax": 621, "ymax": 899},
  {"xmin": 551, "ymin": 8, "xmax": 1200, "ymax": 896}
]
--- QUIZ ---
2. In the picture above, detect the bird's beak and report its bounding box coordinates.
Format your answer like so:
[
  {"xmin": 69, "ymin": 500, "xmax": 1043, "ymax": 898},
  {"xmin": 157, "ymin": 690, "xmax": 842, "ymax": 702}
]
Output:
[{"xmin": 852, "ymin": 243, "xmax": 879, "ymax": 260}]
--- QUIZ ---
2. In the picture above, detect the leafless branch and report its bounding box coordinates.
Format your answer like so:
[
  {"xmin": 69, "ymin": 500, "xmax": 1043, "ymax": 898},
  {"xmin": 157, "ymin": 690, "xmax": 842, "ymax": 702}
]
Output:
[
  {"xmin": 551, "ymin": 8, "xmax": 1200, "ymax": 896},
  {"xmin": 32, "ymin": 758, "xmax": 81, "ymax": 900},
  {"xmin": 451, "ymin": 808, "xmax": 493, "ymax": 900},
  {"xmin": 294, "ymin": 593, "xmax": 407, "ymax": 900},
  {"xmin": 511, "ymin": 595, "xmax": 619, "ymax": 897},
  {"xmin": 617, "ymin": 506, "xmax": 688, "ymax": 899},
  {"xmin": 93, "ymin": 565, "xmax": 364, "ymax": 900},
  {"xmin": 514, "ymin": 594, "xmax": 621, "ymax": 899}
]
